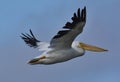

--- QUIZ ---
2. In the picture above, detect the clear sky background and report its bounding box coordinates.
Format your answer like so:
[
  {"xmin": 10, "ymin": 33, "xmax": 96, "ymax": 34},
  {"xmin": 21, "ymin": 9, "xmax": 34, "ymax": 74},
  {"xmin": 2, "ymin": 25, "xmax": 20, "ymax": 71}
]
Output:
[{"xmin": 0, "ymin": 0, "xmax": 120, "ymax": 82}]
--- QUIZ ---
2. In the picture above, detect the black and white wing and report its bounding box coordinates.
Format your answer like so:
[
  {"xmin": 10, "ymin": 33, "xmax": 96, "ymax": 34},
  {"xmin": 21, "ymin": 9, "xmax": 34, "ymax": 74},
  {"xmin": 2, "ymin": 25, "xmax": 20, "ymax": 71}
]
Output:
[
  {"xmin": 50, "ymin": 7, "xmax": 86, "ymax": 48},
  {"xmin": 21, "ymin": 29, "xmax": 50, "ymax": 51},
  {"xmin": 21, "ymin": 7, "xmax": 86, "ymax": 50}
]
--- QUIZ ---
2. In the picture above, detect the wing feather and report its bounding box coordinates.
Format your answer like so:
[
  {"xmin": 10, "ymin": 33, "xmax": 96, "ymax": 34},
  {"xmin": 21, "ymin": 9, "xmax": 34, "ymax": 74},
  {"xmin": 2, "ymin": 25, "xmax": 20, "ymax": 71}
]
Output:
[
  {"xmin": 20, "ymin": 29, "xmax": 40, "ymax": 48},
  {"xmin": 50, "ymin": 7, "xmax": 86, "ymax": 49}
]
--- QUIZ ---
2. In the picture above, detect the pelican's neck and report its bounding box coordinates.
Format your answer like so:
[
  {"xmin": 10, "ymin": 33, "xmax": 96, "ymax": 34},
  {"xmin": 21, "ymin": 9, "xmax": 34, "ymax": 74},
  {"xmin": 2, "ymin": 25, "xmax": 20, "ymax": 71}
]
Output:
[{"xmin": 72, "ymin": 41, "xmax": 85, "ymax": 54}]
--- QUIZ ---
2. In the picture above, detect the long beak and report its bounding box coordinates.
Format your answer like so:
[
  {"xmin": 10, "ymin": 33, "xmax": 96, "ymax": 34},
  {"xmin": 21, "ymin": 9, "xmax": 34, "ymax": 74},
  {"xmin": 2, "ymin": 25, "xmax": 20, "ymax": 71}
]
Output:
[{"xmin": 79, "ymin": 42, "xmax": 108, "ymax": 52}]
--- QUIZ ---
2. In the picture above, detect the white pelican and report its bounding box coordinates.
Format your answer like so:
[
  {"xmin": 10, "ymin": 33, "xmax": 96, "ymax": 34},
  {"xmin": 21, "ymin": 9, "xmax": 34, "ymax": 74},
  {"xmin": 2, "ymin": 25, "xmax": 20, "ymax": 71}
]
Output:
[{"xmin": 21, "ymin": 7, "xmax": 108, "ymax": 65}]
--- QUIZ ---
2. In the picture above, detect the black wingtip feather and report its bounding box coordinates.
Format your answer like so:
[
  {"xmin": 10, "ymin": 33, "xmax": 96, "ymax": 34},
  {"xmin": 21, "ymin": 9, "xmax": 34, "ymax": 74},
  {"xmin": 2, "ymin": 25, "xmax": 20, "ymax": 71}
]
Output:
[
  {"xmin": 53, "ymin": 7, "xmax": 86, "ymax": 39},
  {"xmin": 29, "ymin": 29, "xmax": 35, "ymax": 39},
  {"xmin": 83, "ymin": 6, "xmax": 86, "ymax": 22},
  {"xmin": 81, "ymin": 7, "xmax": 86, "ymax": 21},
  {"xmin": 21, "ymin": 29, "xmax": 40, "ymax": 48},
  {"xmin": 77, "ymin": 8, "xmax": 80, "ymax": 18}
]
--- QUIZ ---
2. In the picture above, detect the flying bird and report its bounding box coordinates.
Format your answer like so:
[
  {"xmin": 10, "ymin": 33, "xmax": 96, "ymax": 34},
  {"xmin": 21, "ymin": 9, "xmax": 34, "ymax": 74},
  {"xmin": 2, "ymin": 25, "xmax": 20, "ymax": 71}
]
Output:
[{"xmin": 21, "ymin": 7, "xmax": 108, "ymax": 65}]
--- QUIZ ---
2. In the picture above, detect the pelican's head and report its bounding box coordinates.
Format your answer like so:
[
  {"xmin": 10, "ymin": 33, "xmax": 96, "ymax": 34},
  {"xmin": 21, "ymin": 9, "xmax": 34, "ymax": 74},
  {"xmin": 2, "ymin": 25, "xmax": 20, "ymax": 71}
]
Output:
[{"xmin": 72, "ymin": 41, "xmax": 108, "ymax": 52}]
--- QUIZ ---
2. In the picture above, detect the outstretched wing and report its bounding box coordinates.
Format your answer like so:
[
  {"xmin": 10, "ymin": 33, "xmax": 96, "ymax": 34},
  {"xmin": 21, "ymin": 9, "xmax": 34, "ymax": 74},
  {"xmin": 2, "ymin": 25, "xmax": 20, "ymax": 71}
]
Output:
[
  {"xmin": 21, "ymin": 29, "xmax": 40, "ymax": 48},
  {"xmin": 21, "ymin": 29, "xmax": 50, "ymax": 51},
  {"xmin": 50, "ymin": 7, "xmax": 86, "ymax": 49}
]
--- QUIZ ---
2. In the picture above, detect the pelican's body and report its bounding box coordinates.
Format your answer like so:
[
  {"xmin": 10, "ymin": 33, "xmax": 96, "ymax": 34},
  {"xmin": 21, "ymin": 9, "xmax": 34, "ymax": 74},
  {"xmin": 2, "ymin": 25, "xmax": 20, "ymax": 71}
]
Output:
[
  {"xmin": 21, "ymin": 7, "xmax": 107, "ymax": 65},
  {"xmin": 35, "ymin": 41, "xmax": 84, "ymax": 64}
]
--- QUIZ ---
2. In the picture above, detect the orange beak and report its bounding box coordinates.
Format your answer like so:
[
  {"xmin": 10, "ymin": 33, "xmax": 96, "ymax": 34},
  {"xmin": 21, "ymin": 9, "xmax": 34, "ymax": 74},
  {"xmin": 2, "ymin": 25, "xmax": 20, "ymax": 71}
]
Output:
[{"xmin": 79, "ymin": 42, "xmax": 108, "ymax": 52}]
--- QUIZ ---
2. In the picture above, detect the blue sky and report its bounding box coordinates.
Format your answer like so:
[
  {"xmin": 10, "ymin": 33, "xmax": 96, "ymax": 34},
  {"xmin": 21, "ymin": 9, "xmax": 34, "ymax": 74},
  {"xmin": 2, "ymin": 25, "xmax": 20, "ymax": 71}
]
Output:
[{"xmin": 0, "ymin": 0, "xmax": 120, "ymax": 82}]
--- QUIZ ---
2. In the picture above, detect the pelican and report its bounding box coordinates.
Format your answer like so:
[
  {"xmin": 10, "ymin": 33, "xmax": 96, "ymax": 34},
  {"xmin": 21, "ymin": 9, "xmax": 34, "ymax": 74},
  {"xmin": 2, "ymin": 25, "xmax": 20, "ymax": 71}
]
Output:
[{"xmin": 21, "ymin": 7, "xmax": 108, "ymax": 65}]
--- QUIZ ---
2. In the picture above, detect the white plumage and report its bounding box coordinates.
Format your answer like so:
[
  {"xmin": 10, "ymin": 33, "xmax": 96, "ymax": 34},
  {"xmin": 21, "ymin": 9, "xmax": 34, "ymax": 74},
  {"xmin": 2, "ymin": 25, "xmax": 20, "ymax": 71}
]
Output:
[
  {"xmin": 34, "ymin": 41, "xmax": 85, "ymax": 64},
  {"xmin": 21, "ymin": 7, "xmax": 107, "ymax": 65}
]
